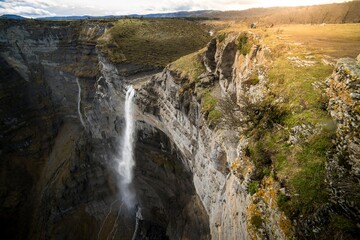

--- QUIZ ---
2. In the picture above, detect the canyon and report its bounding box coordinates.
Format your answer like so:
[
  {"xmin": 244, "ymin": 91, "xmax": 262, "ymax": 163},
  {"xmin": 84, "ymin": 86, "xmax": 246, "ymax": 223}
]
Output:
[{"xmin": 0, "ymin": 18, "xmax": 359, "ymax": 240}]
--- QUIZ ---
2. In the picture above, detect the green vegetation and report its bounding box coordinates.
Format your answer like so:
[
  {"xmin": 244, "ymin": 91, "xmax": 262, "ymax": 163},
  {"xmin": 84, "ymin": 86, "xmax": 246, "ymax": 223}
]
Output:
[
  {"xmin": 98, "ymin": 18, "xmax": 211, "ymax": 66},
  {"xmin": 248, "ymin": 181, "xmax": 259, "ymax": 195},
  {"xmin": 277, "ymin": 193, "xmax": 290, "ymax": 210},
  {"xmin": 267, "ymin": 57, "xmax": 333, "ymax": 124},
  {"xmin": 208, "ymin": 109, "xmax": 223, "ymax": 125},
  {"xmin": 243, "ymin": 71, "xmax": 260, "ymax": 86},
  {"xmin": 218, "ymin": 32, "xmax": 227, "ymax": 42},
  {"xmin": 243, "ymin": 44, "xmax": 336, "ymax": 218},
  {"xmin": 206, "ymin": 22, "xmax": 360, "ymax": 58},
  {"xmin": 201, "ymin": 90, "xmax": 223, "ymax": 126},
  {"xmin": 250, "ymin": 214, "xmax": 264, "ymax": 229},
  {"xmin": 237, "ymin": 32, "xmax": 252, "ymax": 56},
  {"xmin": 201, "ymin": 91, "xmax": 217, "ymax": 113},
  {"xmin": 276, "ymin": 24, "xmax": 360, "ymax": 58},
  {"xmin": 169, "ymin": 49, "xmax": 206, "ymax": 83},
  {"xmin": 330, "ymin": 215, "xmax": 358, "ymax": 233}
]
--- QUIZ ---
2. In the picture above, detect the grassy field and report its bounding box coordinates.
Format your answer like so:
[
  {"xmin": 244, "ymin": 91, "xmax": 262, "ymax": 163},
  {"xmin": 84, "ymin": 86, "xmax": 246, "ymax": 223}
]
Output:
[
  {"xmin": 98, "ymin": 18, "xmax": 211, "ymax": 66},
  {"xmin": 204, "ymin": 21, "xmax": 360, "ymax": 58},
  {"xmin": 277, "ymin": 24, "xmax": 360, "ymax": 58}
]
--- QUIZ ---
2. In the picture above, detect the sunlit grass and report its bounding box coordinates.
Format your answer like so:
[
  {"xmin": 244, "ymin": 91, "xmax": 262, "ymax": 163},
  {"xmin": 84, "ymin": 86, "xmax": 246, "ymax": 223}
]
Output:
[
  {"xmin": 203, "ymin": 21, "xmax": 360, "ymax": 58},
  {"xmin": 169, "ymin": 48, "xmax": 206, "ymax": 83},
  {"xmin": 98, "ymin": 18, "xmax": 211, "ymax": 66}
]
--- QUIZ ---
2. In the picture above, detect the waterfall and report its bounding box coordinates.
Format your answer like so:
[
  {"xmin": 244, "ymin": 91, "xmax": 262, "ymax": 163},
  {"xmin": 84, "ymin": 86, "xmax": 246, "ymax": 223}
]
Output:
[
  {"xmin": 116, "ymin": 86, "xmax": 136, "ymax": 208},
  {"xmin": 76, "ymin": 78, "xmax": 85, "ymax": 127}
]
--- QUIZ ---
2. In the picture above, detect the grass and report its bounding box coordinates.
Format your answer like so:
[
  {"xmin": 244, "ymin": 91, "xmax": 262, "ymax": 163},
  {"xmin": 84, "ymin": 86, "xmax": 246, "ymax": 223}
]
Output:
[
  {"xmin": 243, "ymin": 71, "xmax": 260, "ymax": 86},
  {"xmin": 201, "ymin": 91, "xmax": 217, "ymax": 113},
  {"xmin": 169, "ymin": 48, "xmax": 206, "ymax": 83},
  {"xmin": 98, "ymin": 18, "xmax": 211, "ymax": 66},
  {"xmin": 250, "ymin": 214, "xmax": 264, "ymax": 229},
  {"xmin": 201, "ymin": 90, "xmax": 223, "ymax": 126},
  {"xmin": 237, "ymin": 32, "xmax": 252, "ymax": 56},
  {"xmin": 151, "ymin": 19, "xmax": 356, "ymax": 230},
  {"xmin": 228, "ymin": 23, "xmax": 340, "ymax": 220},
  {"xmin": 248, "ymin": 181, "xmax": 259, "ymax": 195},
  {"xmin": 267, "ymin": 57, "xmax": 333, "ymax": 119},
  {"xmin": 278, "ymin": 24, "xmax": 360, "ymax": 58},
  {"xmin": 208, "ymin": 109, "xmax": 223, "ymax": 125},
  {"xmin": 218, "ymin": 32, "xmax": 227, "ymax": 42},
  {"xmin": 330, "ymin": 215, "xmax": 358, "ymax": 233},
  {"xmin": 203, "ymin": 21, "xmax": 360, "ymax": 59}
]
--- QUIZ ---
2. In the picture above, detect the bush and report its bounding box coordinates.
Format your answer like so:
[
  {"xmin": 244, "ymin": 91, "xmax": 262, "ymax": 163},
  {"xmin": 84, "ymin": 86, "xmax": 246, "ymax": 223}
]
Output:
[
  {"xmin": 248, "ymin": 181, "xmax": 259, "ymax": 195},
  {"xmin": 218, "ymin": 33, "xmax": 227, "ymax": 42},
  {"xmin": 290, "ymin": 162, "xmax": 328, "ymax": 215},
  {"xmin": 277, "ymin": 193, "xmax": 290, "ymax": 211},
  {"xmin": 237, "ymin": 32, "xmax": 252, "ymax": 56},
  {"xmin": 249, "ymin": 141, "xmax": 273, "ymax": 180},
  {"xmin": 208, "ymin": 109, "xmax": 223, "ymax": 124},
  {"xmin": 330, "ymin": 215, "xmax": 357, "ymax": 233},
  {"xmin": 201, "ymin": 91, "xmax": 217, "ymax": 113},
  {"xmin": 251, "ymin": 214, "xmax": 264, "ymax": 229}
]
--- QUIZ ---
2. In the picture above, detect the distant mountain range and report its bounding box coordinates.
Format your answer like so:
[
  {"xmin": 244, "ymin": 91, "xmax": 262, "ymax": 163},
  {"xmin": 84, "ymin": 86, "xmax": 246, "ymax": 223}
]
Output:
[
  {"xmin": 1, "ymin": 1, "xmax": 359, "ymax": 24},
  {"xmin": 0, "ymin": 14, "xmax": 25, "ymax": 19},
  {"xmin": 0, "ymin": 10, "xmax": 218, "ymax": 21}
]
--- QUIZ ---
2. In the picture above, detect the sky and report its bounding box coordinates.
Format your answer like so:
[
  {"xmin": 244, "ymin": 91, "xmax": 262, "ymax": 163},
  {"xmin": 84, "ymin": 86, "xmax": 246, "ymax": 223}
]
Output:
[{"xmin": 0, "ymin": 0, "xmax": 351, "ymax": 18}]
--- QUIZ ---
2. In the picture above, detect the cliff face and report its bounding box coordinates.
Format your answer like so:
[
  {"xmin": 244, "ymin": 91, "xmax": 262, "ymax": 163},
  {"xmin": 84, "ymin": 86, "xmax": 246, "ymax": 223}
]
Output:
[
  {"xmin": 136, "ymin": 34, "xmax": 286, "ymax": 240},
  {"xmin": 0, "ymin": 19, "xmax": 211, "ymax": 239},
  {"xmin": 0, "ymin": 19, "xmax": 105, "ymax": 239},
  {"xmin": 326, "ymin": 57, "xmax": 360, "ymax": 228},
  {"xmin": 137, "ymin": 34, "xmax": 360, "ymax": 239}
]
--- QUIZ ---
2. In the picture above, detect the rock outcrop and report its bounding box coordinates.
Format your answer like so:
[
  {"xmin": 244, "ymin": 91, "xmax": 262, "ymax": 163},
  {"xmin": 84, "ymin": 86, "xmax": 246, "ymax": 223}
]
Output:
[
  {"xmin": 325, "ymin": 55, "xmax": 360, "ymax": 231},
  {"xmin": 136, "ymin": 33, "xmax": 287, "ymax": 240}
]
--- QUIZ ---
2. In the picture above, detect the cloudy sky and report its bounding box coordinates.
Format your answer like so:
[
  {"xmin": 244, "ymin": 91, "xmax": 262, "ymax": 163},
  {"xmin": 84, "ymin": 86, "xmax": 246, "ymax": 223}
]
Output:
[{"xmin": 0, "ymin": 0, "xmax": 350, "ymax": 18}]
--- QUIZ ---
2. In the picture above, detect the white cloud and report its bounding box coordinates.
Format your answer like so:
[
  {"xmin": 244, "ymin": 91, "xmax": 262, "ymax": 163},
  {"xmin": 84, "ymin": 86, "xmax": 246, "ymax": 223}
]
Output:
[{"xmin": 0, "ymin": 0, "xmax": 350, "ymax": 17}]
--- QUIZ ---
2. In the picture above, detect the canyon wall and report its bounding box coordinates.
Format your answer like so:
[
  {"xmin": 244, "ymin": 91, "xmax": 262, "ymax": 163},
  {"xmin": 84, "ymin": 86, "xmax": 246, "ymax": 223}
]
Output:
[{"xmin": 0, "ymin": 19, "xmax": 210, "ymax": 239}]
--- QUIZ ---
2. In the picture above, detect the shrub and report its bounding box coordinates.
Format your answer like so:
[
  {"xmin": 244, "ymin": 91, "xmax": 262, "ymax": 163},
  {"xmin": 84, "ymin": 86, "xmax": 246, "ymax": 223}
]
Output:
[
  {"xmin": 201, "ymin": 91, "xmax": 217, "ymax": 113},
  {"xmin": 277, "ymin": 193, "xmax": 290, "ymax": 211},
  {"xmin": 290, "ymin": 162, "xmax": 328, "ymax": 215},
  {"xmin": 330, "ymin": 215, "xmax": 357, "ymax": 233},
  {"xmin": 208, "ymin": 109, "xmax": 223, "ymax": 124},
  {"xmin": 237, "ymin": 32, "xmax": 251, "ymax": 56},
  {"xmin": 248, "ymin": 181, "xmax": 259, "ymax": 195},
  {"xmin": 243, "ymin": 71, "xmax": 260, "ymax": 86},
  {"xmin": 218, "ymin": 33, "xmax": 227, "ymax": 42},
  {"xmin": 251, "ymin": 214, "xmax": 264, "ymax": 229}
]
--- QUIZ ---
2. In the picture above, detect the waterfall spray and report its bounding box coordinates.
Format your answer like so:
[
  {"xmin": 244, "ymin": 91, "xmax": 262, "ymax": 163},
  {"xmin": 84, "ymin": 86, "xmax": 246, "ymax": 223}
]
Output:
[
  {"xmin": 116, "ymin": 86, "xmax": 136, "ymax": 208},
  {"xmin": 76, "ymin": 78, "xmax": 85, "ymax": 127}
]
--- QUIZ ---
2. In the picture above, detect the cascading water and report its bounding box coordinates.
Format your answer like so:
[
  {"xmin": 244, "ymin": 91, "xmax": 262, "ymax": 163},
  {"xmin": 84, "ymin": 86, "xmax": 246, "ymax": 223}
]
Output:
[
  {"xmin": 116, "ymin": 86, "xmax": 136, "ymax": 208},
  {"xmin": 76, "ymin": 78, "xmax": 85, "ymax": 127}
]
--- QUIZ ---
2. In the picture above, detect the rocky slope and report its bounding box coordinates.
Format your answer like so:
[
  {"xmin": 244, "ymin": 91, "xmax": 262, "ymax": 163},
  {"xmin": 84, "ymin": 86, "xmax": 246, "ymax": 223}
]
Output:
[{"xmin": 0, "ymin": 18, "xmax": 359, "ymax": 240}]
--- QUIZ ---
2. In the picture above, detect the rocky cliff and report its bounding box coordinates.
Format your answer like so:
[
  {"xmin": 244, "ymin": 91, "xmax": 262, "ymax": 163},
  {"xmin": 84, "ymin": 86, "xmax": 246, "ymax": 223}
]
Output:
[
  {"xmin": 0, "ymin": 18, "xmax": 359, "ymax": 240},
  {"xmin": 136, "ymin": 32, "xmax": 360, "ymax": 239},
  {"xmin": 0, "ymin": 18, "xmax": 210, "ymax": 239},
  {"xmin": 136, "ymin": 33, "xmax": 286, "ymax": 239}
]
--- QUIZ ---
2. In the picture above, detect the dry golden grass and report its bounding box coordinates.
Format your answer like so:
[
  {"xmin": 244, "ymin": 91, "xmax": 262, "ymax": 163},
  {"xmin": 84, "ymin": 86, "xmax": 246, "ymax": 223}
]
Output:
[
  {"xmin": 276, "ymin": 24, "xmax": 360, "ymax": 58},
  {"xmin": 204, "ymin": 21, "xmax": 360, "ymax": 58},
  {"xmin": 202, "ymin": 1, "xmax": 360, "ymax": 24}
]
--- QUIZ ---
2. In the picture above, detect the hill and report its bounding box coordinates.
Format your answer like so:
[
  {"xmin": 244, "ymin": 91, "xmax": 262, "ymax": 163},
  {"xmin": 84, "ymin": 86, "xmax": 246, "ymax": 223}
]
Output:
[
  {"xmin": 201, "ymin": 1, "xmax": 360, "ymax": 24},
  {"xmin": 97, "ymin": 18, "xmax": 211, "ymax": 66},
  {"xmin": 0, "ymin": 14, "xmax": 25, "ymax": 19}
]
